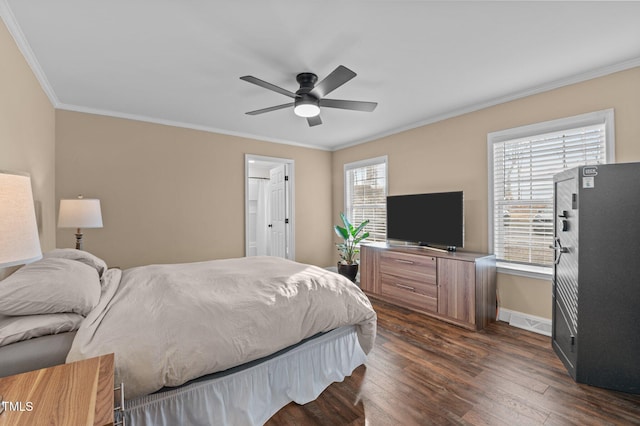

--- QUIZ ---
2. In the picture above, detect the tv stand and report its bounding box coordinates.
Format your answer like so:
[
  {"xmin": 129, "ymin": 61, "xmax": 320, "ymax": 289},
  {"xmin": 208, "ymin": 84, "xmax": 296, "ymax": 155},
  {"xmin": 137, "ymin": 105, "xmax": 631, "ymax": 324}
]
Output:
[{"xmin": 360, "ymin": 242, "xmax": 496, "ymax": 331}]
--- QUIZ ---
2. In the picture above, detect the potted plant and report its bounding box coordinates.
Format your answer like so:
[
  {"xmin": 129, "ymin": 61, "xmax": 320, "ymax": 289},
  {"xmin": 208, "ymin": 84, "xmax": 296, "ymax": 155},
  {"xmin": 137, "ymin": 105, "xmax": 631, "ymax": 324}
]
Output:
[{"xmin": 334, "ymin": 212, "xmax": 369, "ymax": 282}]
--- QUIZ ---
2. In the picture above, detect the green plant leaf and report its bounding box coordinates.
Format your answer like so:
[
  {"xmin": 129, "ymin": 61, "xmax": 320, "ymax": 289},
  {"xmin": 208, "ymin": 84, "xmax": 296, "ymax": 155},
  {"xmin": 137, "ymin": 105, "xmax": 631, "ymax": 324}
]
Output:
[
  {"xmin": 354, "ymin": 231, "xmax": 370, "ymax": 245},
  {"xmin": 353, "ymin": 220, "xmax": 370, "ymax": 238},
  {"xmin": 334, "ymin": 225, "xmax": 349, "ymax": 240},
  {"xmin": 340, "ymin": 212, "xmax": 353, "ymax": 236}
]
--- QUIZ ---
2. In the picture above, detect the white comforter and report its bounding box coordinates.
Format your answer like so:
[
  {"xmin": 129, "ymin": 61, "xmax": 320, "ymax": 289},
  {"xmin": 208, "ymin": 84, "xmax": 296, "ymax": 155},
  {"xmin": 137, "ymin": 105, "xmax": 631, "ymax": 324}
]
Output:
[{"xmin": 67, "ymin": 256, "xmax": 377, "ymax": 399}]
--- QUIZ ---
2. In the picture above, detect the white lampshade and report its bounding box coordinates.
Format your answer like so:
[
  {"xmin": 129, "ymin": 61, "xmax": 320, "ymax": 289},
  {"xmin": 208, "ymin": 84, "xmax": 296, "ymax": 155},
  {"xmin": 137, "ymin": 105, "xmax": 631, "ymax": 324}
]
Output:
[
  {"xmin": 0, "ymin": 171, "xmax": 43, "ymax": 267},
  {"xmin": 58, "ymin": 198, "xmax": 103, "ymax": 228}
]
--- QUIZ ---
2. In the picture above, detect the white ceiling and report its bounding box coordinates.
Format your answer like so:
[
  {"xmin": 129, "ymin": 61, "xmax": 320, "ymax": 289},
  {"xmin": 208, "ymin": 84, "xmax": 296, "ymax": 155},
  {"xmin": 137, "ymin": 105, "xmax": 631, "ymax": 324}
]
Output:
[{"xmin": 3, "ymin": 1, "xmax": 640, "ymax": 151}]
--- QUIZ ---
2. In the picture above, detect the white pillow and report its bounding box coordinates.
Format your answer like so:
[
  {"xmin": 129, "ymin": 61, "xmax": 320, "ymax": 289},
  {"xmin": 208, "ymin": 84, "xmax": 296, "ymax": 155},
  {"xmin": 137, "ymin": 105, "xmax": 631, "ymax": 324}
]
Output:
[
  {"xmin": 0, "ymin": 258, "xmax": 101, "ymax": 316},
  {"xmin": 0, "ymin": 312, "xmax": 83, "ymax": 347},
  {"xmin": 44, "ymin": 248, "xmax": 108, "ymax": 278}
]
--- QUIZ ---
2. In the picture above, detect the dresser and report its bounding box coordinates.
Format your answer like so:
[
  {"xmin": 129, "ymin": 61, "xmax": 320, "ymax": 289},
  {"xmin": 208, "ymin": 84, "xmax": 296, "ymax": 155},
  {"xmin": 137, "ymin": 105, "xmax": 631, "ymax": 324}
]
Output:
[
  {"xmin": 0, "ymin": 354, "xmax": 116, "ymax": 426},
  {"xmin": 360, "ymin": 243, "xmax": 496, "ymax": 330}
]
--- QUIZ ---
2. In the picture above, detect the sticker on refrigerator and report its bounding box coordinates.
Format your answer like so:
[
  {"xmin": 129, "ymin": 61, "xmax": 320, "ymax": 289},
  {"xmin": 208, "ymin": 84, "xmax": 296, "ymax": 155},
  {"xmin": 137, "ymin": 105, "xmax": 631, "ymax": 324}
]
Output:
[{"xmin": 583, "ymin": 176, "xmax": 595, "ymax": 188}]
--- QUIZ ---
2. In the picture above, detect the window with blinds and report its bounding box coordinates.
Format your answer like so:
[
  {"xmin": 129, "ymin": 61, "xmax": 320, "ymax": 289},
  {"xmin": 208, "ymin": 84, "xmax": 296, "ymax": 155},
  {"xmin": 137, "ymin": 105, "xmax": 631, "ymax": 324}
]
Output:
[
  {"xmin": 489, "ymin": 110, "xmax": 613, "ymax": 274},
  {"xmin": 344, "ymin": 156, "xmax": 387, "ymax": 242}
]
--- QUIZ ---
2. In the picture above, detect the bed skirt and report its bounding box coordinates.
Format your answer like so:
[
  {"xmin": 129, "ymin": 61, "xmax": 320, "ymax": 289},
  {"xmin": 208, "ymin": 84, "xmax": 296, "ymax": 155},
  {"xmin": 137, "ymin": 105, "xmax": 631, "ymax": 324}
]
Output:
[{"xmin": 120, "ymin": 325, "xmax": 367, "ymax": 425}]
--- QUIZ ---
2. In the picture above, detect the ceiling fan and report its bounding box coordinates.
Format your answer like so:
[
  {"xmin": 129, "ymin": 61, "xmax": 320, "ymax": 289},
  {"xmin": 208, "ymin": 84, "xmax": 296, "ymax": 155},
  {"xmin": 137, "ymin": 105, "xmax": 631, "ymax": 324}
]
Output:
[{"xmin": 240, "ymin": 65, "xmax": 377, "ymax": 127}]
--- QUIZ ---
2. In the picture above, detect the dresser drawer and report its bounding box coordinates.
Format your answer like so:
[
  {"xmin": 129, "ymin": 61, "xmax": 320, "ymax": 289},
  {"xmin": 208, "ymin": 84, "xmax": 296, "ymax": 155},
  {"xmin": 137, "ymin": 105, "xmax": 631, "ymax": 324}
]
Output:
[
  {"xmin": 379, "ymin": 250, "xmax": 437, "ymax": 284},
  {"xmin": 380, "ymin": 273, "xmax": 437, "ymax": 312}
]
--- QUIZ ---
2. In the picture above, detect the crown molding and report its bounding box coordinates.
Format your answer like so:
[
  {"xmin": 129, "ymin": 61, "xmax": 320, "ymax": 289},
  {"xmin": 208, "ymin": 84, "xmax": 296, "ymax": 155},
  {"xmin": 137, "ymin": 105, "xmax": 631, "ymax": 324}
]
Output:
[
  {"xmin": 0, "ymin": 1, "xmax": 60, "ymax": 107},
  {"xmin": 56, "ymin": 103, "xmax": 332, "ymax": 151},
  {"xmin": 332, "ymin": 56, "xmax": 640, "ymax": 151}
]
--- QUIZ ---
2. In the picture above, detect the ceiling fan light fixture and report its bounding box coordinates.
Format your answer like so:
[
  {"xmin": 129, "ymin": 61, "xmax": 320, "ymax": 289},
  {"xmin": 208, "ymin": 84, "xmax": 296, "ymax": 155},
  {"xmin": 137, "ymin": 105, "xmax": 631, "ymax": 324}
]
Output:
[
  {"xmin": 294, "ymin": 97, "xmax": 320, "ymax": 118},
  {"xmin": 242, "ymin": 66, "xmax": 377, "ymax": 126}
]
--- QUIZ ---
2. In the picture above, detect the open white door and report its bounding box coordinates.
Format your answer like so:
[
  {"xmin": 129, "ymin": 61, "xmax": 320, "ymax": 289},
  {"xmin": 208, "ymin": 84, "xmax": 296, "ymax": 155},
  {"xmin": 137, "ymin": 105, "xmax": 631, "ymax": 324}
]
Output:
[
  {"xmin": 245, "ymin": 154, "xmax": 295, "ymax": 260},
  {"xmin": 269, "ymin": 164, "xmax": 287, "ymax": 258}
]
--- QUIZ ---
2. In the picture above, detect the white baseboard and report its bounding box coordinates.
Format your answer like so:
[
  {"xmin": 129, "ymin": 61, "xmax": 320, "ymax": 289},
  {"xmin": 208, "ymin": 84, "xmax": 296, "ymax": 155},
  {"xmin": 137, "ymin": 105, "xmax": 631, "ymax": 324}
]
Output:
[{"xmin": 498, "ymin": 308, "xmax": 552, "ymax": 337}]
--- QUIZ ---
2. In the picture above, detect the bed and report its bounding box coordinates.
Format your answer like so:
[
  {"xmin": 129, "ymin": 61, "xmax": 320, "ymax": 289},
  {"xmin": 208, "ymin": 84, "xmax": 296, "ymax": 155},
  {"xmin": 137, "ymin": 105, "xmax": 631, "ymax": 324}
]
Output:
[{"xmin": 0, "ymin": 249, "xmax": 377, "ymax": 425}]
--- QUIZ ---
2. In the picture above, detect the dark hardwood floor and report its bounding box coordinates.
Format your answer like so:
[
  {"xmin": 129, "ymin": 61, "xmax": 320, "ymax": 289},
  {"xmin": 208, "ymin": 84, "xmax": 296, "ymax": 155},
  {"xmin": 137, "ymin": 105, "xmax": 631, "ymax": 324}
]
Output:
[{"xmin": 268, "ymin": 299, "xmax": 640, "ymax": 425}]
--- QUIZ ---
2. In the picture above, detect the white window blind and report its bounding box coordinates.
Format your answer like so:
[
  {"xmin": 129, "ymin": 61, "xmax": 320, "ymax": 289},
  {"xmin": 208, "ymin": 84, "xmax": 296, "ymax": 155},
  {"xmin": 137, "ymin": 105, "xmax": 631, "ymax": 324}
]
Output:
[
  {"xmin": 345, "ymin": 157, "xmax": 387, "ymax": 242},
  {"xmin": 490, "ymin": 110, "xmax": 613, "ymax": 273}
]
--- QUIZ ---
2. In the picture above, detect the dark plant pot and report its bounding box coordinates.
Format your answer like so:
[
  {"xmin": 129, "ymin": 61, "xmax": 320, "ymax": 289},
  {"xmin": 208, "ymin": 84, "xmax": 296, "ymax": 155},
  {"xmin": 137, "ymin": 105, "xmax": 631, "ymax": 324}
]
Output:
[{"xmin": 337, "ymin": 263, "xmax": 359, "ymax": 283}]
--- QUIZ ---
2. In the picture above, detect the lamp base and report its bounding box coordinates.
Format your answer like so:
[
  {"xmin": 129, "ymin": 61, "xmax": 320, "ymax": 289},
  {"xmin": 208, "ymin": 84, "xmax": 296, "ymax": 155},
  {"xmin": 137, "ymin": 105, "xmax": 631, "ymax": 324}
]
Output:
[{"xmin": 74, "ymin": 230, "xmax": 84, "ymax": 250}]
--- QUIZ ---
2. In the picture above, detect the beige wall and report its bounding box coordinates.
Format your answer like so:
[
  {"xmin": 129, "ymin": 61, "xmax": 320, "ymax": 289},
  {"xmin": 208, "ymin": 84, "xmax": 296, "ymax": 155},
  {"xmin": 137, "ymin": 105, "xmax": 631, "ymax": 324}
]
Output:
[
  {"xmin": 333, "ymin": 66, "xmax": 640, "ymax": 319},
  {"xmin": 0, "ymin": 19, "xmax": 56, "ymax": 278},
  {"xmin": 55, "ymin": 111, "xmax": 334, "ymax": 269}
]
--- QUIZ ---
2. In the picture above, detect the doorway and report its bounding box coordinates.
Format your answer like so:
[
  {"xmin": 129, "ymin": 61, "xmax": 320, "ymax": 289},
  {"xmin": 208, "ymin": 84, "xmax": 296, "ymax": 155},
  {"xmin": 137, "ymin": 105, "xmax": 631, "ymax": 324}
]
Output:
[{"xmin": 245, "ymin": 154, "xmax": 295, "ymax": 260}]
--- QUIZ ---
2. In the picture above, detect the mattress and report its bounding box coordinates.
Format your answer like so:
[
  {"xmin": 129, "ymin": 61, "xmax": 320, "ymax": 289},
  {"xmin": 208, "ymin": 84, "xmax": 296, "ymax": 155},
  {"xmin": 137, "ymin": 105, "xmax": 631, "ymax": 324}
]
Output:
[{"xmin": 0, "ymin": 331, "xmax": 76, "ymax": 377}]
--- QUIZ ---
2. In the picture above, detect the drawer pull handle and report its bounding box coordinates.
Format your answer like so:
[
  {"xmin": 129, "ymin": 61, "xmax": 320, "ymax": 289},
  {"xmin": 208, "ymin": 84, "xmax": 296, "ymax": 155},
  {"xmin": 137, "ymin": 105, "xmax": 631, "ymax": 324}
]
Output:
[
  {"xmin": 114, "ymin": 382, "xmax": 126, "ymax": 426},
  {"xmin": 395, "ymin": 283, "xmax": 415, "ymax": 291},
  {"xmin": 394, "ymin": 259, "xmax": 415, "ymax": 264}
]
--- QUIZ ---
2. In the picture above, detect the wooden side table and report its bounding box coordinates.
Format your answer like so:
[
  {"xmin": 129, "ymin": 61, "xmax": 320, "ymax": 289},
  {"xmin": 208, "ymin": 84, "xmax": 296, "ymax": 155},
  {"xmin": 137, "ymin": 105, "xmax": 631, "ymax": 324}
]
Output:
[{"xmin": 0, "ymin": 353, "xmax": 115, "ymax": 426}]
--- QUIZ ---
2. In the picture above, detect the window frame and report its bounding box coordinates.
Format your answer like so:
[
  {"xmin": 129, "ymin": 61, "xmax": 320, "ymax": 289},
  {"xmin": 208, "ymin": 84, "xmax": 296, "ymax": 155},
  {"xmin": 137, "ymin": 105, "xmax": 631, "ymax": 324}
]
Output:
[
  {"xmin": 487, "ymin": 109, "xmax": 615, "ymax": 279},
  {"xmin": 344, "ymin": 155, "xmax": 388, "ymax": 244}
]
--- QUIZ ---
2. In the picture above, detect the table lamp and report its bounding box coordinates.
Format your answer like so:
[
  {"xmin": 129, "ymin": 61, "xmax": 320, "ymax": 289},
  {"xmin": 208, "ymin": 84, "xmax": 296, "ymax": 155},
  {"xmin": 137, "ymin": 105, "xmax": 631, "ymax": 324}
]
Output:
[
  {"xmin": 0, "ymin": 171, "xmax": 42, "ymax": 267},
  {"xmin": 58, "ymin": 195, "xmax": 103, "ymax": 250}
]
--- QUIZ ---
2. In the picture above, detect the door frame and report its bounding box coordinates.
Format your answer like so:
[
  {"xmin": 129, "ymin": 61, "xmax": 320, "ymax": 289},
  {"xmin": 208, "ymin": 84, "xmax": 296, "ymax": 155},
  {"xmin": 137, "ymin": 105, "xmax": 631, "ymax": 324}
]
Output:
[{"xmin": 244, "ymin": 154, "xmax": 295, "ymax": 260}]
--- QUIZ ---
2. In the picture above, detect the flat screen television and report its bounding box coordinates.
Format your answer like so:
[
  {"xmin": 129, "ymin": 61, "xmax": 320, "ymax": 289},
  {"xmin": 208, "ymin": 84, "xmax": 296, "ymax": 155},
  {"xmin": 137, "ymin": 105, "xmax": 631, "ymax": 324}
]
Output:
[{"xmin": 386, "ymin": 191, "xmax": 464, "ymax": 249}]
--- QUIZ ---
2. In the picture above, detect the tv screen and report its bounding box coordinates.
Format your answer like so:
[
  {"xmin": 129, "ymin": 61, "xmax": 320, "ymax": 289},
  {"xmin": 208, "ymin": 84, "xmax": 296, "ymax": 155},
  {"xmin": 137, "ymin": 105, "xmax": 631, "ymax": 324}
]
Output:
[{"xmin": 386, "ymin": 191, "xmax": 464, "ymax": 248}]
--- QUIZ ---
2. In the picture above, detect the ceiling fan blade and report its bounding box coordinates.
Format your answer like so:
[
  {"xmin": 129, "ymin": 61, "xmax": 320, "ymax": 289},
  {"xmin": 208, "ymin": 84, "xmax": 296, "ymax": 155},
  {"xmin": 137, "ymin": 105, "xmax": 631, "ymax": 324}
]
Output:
[
  {"xmin": 240, "ymin": 76, "xmax": 298, "ymax": 99},
  {"xmin": 319, "ymin": 98, "xmax": 377, "ymax": 112},
  {"xmin": 245, "ymin": 103, "xmax": 294, "ymax": 115},
  {"xmin": 310, "ymin": 65, "xmax": 356, "ymax": 98},
  {"xmin": 307, "ymin": 115, "xmax": 322, "ymax": 127}
]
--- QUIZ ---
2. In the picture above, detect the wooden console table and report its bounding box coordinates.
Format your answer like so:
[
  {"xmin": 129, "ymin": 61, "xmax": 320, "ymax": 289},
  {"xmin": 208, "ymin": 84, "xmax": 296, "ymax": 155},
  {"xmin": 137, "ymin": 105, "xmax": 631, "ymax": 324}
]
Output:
[{"xmin": 0, "ymin": 353, "xmax": 115, "ymax": 426}]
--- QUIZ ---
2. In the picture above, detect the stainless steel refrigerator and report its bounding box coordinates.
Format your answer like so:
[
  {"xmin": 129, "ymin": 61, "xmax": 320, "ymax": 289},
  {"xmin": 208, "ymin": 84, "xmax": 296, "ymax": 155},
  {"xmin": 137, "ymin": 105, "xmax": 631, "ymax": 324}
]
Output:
[{"xmin": 552, "ymin": 162, "xmax": 640, "ymax": 394}]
